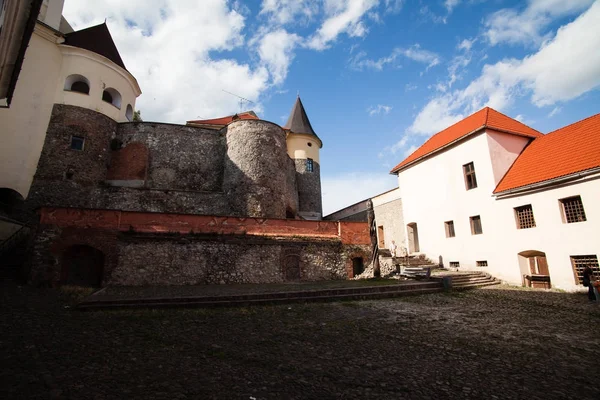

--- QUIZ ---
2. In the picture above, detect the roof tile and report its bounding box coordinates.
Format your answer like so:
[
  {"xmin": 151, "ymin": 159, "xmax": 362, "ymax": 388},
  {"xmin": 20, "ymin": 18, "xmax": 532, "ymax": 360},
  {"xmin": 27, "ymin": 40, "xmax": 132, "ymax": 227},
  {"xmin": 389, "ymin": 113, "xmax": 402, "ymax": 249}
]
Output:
[
  {"xmin": 390, "ymin": 107, "xmax": 542, "ymax": 173},
  {"xmin": 494, "ymin": 112, "xmax": 600, "ymax": 193}
]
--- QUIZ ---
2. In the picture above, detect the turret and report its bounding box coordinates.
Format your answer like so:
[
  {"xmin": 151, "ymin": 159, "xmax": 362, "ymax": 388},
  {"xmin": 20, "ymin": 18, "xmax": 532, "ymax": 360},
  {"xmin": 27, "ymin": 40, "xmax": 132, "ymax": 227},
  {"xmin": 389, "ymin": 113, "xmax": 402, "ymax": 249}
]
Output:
[{"xmin": 284, "ymin": 96, "xmax": 323, "ymax": 220}]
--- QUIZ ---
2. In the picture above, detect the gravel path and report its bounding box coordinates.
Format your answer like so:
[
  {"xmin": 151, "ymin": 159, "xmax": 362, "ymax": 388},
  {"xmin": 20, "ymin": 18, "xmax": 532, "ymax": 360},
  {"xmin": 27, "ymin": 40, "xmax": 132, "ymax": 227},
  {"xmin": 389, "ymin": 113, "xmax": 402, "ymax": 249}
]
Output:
[{"xmin": 1, "ymin": 281, "xmax": 599, "ymax": 399}]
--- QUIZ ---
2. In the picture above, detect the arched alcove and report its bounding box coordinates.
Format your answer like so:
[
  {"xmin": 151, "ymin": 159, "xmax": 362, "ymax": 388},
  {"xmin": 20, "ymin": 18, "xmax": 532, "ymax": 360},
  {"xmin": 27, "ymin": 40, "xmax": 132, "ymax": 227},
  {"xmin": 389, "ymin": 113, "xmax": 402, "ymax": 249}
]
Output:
[
  {"xmin": 64, "ymin": 74, "xmax": 90, "ymax": 94},
  {"xmin": 61, "ymin": 245, "xmax": 105, "ymax": 287},
  {"xmin": 125, "ymin": 104, "xmax": 134, "ymax": 121},
  {"xmin": 102, "ymin": 87, "xmax": 122, "ymax": 109}
]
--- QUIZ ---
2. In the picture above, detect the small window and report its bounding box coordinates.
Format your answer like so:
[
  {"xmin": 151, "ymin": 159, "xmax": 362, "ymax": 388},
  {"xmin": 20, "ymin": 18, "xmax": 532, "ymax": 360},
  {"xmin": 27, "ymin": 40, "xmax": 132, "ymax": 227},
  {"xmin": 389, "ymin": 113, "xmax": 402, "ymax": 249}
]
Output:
[
  {"xmin": 70, "ymin": 136, "xmax": 85, "ymax": 151},
  {"xmin": 307, "ymin": 142, "xmax": 312, "ymax": 147},
  {"xmin": 102, "ymin": 87, "xmax": 122, "ymax": 109},
  {"xmin": 463, "ymin": 162, "xmax": 477, "ymax": 190},
  {"xmin": 449, "ymin": 261, "xmax": 460, "ymax": 268},
  {"xmin": 476, "ymin": 261, "xmax": 488, "ymax": 267},
  {"xmin": 560, "ymin": 196, "xmax": 586, "ymax": 223},
  {"xmin": 445, "ymin": 220, "xmax": 455, "ymax": 238},
  {"xmin": 470, "ymin": 215, "xmax": 483, "ymax": 235},
  {"xmin": 306, "ymin": 158, "xmax": 314, "ymax": 172},
  {"xmin": 102, "ymin": 90, "xmax": 113, "ymax": 103},
  {"xmin": 64, "ymin": 74, "xmax": 90, "ymax": 94},
  {"xmin": 570, "ymin": 255, "xmax": 599, "ymax": 285},
  {"xmin": 514, "ymin": 204, "xmax": 536, "ymax": 229}
]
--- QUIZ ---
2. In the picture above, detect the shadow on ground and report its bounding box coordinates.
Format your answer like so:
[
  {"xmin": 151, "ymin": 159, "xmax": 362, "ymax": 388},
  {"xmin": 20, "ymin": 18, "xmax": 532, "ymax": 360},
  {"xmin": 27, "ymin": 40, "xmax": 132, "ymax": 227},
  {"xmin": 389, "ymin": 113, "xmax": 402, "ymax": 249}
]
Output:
[{"xmin": 1, "ymin": 281, "xmax": 599, "ymax": 400}]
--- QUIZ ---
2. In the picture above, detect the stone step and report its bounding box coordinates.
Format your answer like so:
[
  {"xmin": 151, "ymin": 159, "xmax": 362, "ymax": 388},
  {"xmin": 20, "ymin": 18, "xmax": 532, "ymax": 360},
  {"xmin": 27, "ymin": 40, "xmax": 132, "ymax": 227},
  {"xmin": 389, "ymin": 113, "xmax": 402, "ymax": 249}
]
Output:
[
  {"xmin": 77, "ymin": 283, "xmax": 445, "ymax": 310},
  {"xmin": 453, "ymin": 281, "xmax": 500, "ymax": 290},
  {"xmin": 77, "ymin": 287, "xmax": 443, "ymax": 311},
  {"xmin": 451, "ymin": 276, "xmax": 493, "ymax": 283}
]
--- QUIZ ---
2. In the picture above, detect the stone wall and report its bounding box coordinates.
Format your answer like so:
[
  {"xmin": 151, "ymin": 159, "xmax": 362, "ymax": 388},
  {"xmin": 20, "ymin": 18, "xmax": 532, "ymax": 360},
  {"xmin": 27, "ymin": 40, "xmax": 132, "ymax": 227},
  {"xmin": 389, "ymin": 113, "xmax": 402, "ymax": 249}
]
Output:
[
  {"xmin": 223, "ymin": 120, "xmax": 292, "ymax": 218},
  {"xmin": 29, "ymin": 207, "xmax": 370, "ymax": 286},
  {"xmin": 295, "ymin": 159, "xmax": 322, "ymax": 218},
  {"xmin": 374, "ymin": 198, "xmax": 405, "ymax": 251},
  {"xmin": 116, "ymin": 122, "xmax": 225, "ymax": 192}
]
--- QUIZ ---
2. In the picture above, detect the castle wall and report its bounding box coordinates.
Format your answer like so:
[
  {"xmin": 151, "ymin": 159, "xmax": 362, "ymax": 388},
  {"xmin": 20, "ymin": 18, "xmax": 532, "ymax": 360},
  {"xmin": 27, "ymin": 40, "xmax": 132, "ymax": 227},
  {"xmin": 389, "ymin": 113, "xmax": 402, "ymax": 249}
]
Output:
[
  {"xmin": 223, "ymin": 120, "xmax": 290, "ymax": 219},
  {"xmin": 29, "ymin": 207, "xmax": 370, "ymax": 286},
  {"xmin": 116, "ymin": 122, "xmax": 225, "ymax": 192}
]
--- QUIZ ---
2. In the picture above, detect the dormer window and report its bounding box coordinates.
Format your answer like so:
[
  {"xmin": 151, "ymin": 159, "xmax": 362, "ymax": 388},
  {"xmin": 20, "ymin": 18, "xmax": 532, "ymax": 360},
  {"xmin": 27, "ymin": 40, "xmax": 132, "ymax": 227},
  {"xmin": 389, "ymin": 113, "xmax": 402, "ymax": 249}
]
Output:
[{"xmin": 306, "ymin": 158, "xmax": 314, "ymax": 172}]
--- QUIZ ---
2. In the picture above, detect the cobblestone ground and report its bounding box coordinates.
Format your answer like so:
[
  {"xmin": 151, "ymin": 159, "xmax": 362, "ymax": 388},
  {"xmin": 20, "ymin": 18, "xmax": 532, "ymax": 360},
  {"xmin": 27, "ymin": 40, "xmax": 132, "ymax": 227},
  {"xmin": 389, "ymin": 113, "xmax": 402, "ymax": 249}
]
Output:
[{"xmin": 1, "ymin": 281, "xmax": 599, "ymax": 400}]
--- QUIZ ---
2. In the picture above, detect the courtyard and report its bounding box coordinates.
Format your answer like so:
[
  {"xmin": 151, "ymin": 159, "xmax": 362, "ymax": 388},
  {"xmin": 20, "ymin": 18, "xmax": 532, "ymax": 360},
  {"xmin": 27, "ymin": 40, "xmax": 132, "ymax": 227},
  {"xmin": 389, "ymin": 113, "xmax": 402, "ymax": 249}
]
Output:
[{"xmin": 1, "ymin": 281, "xmax": 599, "ymax": 400}]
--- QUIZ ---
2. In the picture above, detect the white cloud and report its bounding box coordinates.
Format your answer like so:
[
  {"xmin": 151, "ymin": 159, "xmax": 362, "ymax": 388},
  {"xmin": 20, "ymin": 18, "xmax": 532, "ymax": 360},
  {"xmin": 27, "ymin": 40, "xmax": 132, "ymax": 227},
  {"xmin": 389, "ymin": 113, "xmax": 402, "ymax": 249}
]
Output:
[
  {"xmin": 384, "ymin": 0, "xmax": 404, "ymax": 14},
  {"xmin": 367, "ymin": 104, "xmax": 392, "ymax": 116},
  {"xmin": 322, "ymin": 172, "xmax": 397, "ymax": 215},
  {"xmin": 409, "ymin": 2, "xmax": 600, "ymax": 136},
  {"xmin": 457, "ymin": 38, "xmax": 475, "ymax": 51},
  {"xmin": 399, "ymin": 44, "xmax": 441, "ymax": 70},
  {"xmin": 349, "ymin": 44, "xmax": 440, "ymax": 72},
  {"xmin": 484, "ymin": 0, "xmax": 594, "ymax": 46},
  {"xmin": 255, "ymin": 29, "xmax": 301, "ymax": 85},
  {"xmin": 259, "ymin": 0, "xmax": 320, "ymax": 25},
  {"xmin": 405, "ymin": 83, "xmax": 417, "ymax": 91},
  {"xmin": 444, "ymin": 0, "xmax": 461, "ymax": 13},
  {"xmin": 63, "ymin": 0, "xmax": 270, "ymax": 123},
  {"xmin": 307, "ymin": 0, "xmax": 379, "ymax": 50},
  {"xmin": 548, "ymin": 106, "xmax": 561, "ymax": 117}
]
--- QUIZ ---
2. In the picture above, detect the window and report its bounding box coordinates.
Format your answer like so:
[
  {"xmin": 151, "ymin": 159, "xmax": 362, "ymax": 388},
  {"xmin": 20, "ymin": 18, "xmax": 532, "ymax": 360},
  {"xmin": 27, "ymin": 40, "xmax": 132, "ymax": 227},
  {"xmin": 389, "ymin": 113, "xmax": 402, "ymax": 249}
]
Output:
[
  {"xmin": 514, "ymin": 204, "xmax": 536, "ymax": 229},
  {"xmin": 470, "ymin": 215, "xmax": 483, "ymax": 235},
  {"xmin": 476, "ymin": 261, "xmax": 488, "ymax": 267},
  {"xmin": 70, "ymin": 136, "xmax": 85, "ymax": 151},
  {"xmin": 306, "ymin": 158, "xmax": 314, "ymax": 172},
  {"xmin": 560, "ymin": 196, "xmax": 587, "ymax": 223},
  {"xmin": 449, "ymin": 261, "xmax": 460, "ymax": 268},
  {"xmin": 64, "ymin": 74, "xmax": 90, "ymax": 94},
  {"xmin": 570, "ymin": 255, "xmax": 599, "ymax": 285},
  {"xmin": 463, "ymin": 162, "xmax": 477, "ymax": 190},
  {"xmin": 307, "ymin": 142, "xmax": 312, "ymax": 147},
  {"xmin": 126, "ymin": 104, "xmax": 134, "ymax": 121},
  {"xmin": 445, "ymin": 220, "xmax": 455, "ymax": 238},
  {"xmin": 102, "ymin": 87, "xmax": 122, "ymax": 109}
]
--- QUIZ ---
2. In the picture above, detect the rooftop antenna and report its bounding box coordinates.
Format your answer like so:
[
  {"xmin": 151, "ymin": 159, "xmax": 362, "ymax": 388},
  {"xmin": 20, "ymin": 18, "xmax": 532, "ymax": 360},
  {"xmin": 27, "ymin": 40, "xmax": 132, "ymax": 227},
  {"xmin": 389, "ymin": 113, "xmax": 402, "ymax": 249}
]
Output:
[{"xmin": 222, "ymin": 89, "xmax": 254, "ymax": 113}]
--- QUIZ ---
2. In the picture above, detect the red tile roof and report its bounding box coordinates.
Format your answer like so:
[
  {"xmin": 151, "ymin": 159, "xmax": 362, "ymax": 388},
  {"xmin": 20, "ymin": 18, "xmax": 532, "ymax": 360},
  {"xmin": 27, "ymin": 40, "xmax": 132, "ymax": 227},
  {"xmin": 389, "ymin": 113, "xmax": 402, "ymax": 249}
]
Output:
[
  {"xmin": 187, "ymin": 111, "xmax": 258, "ymax": 127},
  {"xmin": 390, "ymin": 107, "xmax": 543, "ymax": 173},
  {"xmin": 494, "ymin": 112, "xmax": 600, "ymax": 193}
]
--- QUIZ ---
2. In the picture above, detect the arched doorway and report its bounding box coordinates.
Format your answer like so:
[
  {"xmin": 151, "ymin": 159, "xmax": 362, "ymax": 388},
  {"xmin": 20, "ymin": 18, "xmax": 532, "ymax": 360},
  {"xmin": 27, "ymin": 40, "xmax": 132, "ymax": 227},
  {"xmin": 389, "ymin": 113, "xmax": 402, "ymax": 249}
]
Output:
[
  {"xmin": 282, "ymin": 254, "xmax": 301, "ymax": 281},
  {"xmin": 352, "ymin": 257, "xmax": 365, "ymax": 276},
  {"xmin": 61, "ymin": 245, "xmax": 105, "ymax": 287},
  {"xmin": 518, "ymin": 250, "xmax": 551, "ymax": 289},
  {"xmin": 407, "ymin": 223, "xmax": 420, "ymax": 253}
]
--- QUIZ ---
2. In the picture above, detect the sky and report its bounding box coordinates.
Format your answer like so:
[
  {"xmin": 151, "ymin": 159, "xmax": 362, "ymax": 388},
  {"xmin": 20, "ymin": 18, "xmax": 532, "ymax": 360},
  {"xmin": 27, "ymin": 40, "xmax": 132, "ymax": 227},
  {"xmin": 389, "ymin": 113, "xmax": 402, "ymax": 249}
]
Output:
[{"xmin": 62, "ymin": 0, "xmax": 600, "ymax": 215}]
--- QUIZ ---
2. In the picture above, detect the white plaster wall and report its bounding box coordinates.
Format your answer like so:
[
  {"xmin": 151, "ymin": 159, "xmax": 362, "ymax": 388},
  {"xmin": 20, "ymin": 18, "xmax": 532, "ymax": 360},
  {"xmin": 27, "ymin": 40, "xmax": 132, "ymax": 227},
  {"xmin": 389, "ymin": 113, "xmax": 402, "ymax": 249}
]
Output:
[
  {"xmin": 486, "ymin": 131, "xmax": 531, "ymax": 185},
  {"xmin": 286, "ymin": 134, "xmax": 320, "ymax": 162},
  {"xmin": 54, "ymin": 46, "xmax": 140, "ymax": 123},
  {"xmin": 397, "ymin": 129, "xmax": 599, "ymax": 291},
  {"xmin": 493, "ymin": 177, "xmax": 600, "ymax": 291},
  {"xmin": 0, "ymin": 27, "xmax": 62, "ymax": 197}
]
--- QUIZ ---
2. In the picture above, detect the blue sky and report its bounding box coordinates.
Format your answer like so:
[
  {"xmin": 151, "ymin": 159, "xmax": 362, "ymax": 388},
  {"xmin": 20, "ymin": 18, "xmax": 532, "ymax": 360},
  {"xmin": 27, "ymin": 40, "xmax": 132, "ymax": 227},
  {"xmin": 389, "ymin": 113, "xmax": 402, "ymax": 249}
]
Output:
[{"xmin": 62, "ymin": 0, "xmax": 600, "ymax": 215}]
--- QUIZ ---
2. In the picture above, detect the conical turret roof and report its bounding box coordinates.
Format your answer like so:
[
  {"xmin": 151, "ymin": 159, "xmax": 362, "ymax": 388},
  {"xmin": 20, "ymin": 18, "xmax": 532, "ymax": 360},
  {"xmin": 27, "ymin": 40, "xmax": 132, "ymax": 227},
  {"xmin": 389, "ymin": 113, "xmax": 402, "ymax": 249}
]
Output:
[{"xmin": 284, "ymin": 96, "xmax": 322, "ymax": 146}]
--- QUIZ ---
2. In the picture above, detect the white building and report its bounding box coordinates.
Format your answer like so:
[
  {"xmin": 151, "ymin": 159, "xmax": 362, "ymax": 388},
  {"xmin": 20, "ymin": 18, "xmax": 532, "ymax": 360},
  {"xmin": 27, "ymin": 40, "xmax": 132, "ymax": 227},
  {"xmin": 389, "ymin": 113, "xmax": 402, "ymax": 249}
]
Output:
[
  {"xmin": 390, "ymin": 107, "xmax": 600, "ymax": 291},
  {"xmin": 0, "ymin": 0, "xmax": 141, "ymax": 202}
]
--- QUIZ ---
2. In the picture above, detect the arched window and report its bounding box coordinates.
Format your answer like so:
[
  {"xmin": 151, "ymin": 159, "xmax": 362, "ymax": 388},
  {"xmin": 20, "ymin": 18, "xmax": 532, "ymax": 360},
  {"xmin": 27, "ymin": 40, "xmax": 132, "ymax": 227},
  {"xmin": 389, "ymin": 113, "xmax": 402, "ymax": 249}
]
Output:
[
  {"xmin": 125, "ymin": 104, "xmax": 134, "ymax": 121},
  {"xmin": 102, "ymin": 88, "xmax": 122, "ymax": 109},
  {"xmin": 64, "ymin": 74, "xmax": 90, "ymax": 94}
]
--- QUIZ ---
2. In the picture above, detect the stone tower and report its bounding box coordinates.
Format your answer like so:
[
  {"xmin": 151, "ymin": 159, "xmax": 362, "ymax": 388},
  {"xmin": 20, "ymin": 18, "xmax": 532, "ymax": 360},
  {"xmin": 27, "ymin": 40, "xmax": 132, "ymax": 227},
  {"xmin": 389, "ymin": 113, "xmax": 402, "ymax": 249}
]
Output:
[{"xmin": 284, "ymin": 96, "xmax": 323, "ymax": 220}]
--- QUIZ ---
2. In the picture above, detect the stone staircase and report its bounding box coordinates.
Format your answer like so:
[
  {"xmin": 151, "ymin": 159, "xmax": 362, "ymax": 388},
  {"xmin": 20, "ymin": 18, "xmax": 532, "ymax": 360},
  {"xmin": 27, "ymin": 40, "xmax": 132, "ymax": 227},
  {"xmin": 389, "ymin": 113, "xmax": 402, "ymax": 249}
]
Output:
[
  {"xmin": 442, "ymin": 272, "xmax": 500, "ymax": 290},
  {"xmin": 77, "ymin": 280, "xmax": 446, "ymax": 310}
]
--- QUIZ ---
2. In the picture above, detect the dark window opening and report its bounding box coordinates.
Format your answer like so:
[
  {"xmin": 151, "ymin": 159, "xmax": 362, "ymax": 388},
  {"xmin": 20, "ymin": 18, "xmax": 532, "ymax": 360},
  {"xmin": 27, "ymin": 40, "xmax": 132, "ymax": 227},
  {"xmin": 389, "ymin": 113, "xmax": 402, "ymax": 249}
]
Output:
[
  {"xmin": 561, "ymin": 196, "xmax": 586, "ymax": 223},
  {"xmin": 65, "ymin": 170, "xmax": 74, "ymax": 180},
  {"xmin": 306, "ymin": 158, "xmax": 314, "ymax": 172},
  {"xmin": 70, "ymin": 81, "xmax": 90, "ymax": 94},
  {"xmin": 307, "ymin": 142, "xmax": 312, "ymax": 147},
  {"xmin": 470, "ymin": 215, "xmax": 483, "ymax": 235},
  {"xmin": 445, "ymin": 220, "xmax": 455, "ymax": 238},
  {"xmin": 463, "ymin": 162, "xmax": 477, "ymax": 190},
  {"xmin": 70, "ymin": 136, "xmax": 85, "ymax": 151},
  {"xmin": 449, "ymin": 261, "xmax": 460, "ymax": 268},
  {"xmin": 352, "ymin": 257, "xmax": 364, "ymax": 276},
  {"xmin": 102, "ymin": 90, "xmax": 113, "ymax": 103},
  {"xmin": 477, "ymin": 260, "xmax": 488, "ymax": 267},
  {"xmin": 515, "ymin": 204, "xmax": 536, "ymax": 229}
]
